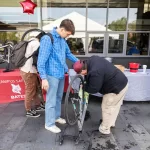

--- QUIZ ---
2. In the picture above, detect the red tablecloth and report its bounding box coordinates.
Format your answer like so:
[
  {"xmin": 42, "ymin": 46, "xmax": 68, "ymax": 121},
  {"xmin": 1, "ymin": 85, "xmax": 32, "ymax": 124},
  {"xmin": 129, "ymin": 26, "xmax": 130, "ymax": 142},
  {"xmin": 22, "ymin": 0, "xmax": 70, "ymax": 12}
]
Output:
[{"xmin": 0, "ymin": 69, "xmax": 69, "ymax": 104}]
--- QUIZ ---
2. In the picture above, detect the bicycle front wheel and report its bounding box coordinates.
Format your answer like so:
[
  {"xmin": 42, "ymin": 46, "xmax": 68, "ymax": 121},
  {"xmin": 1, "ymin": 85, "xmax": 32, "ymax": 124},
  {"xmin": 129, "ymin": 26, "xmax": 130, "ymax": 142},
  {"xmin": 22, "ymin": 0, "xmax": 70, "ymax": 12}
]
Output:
[{"xmin": 64, "ymin": 74, "xmax": 85, "ymax": 126}]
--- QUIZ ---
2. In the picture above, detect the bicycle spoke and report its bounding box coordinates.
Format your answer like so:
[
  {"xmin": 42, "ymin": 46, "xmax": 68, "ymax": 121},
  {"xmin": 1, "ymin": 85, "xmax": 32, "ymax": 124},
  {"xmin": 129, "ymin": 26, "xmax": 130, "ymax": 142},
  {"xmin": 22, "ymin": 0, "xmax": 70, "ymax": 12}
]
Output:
[{"xmin": 64, "ymin": 74, "xmax": 85, "ymax": 126}]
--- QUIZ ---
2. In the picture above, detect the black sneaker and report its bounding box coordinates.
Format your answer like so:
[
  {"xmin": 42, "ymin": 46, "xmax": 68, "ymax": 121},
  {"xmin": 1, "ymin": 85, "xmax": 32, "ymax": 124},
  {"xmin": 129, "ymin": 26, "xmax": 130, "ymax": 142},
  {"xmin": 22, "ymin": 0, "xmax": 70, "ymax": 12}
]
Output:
[
  {"xmin": 36, "ymin": 103, "xmax": 45, "ymax": 112},
  {"xmin": 40, "ymin": 103, "xmax": 45, "ymax": 109},
  {"xmin": 36, "ymin": 106, "xmax": 45, "ymax": 112},
  {"xmin": 26, "ymin": 110, "xmax": 40, "ymax": 117}
]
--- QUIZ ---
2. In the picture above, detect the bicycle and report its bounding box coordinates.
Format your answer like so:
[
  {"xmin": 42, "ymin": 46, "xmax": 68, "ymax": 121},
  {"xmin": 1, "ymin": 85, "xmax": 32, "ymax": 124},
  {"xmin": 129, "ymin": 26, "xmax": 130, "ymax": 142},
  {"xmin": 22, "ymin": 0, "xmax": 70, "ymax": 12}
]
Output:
[
  {"xmin": 21, "ymin": 28, "xmax": 45, "ymax": 41},
  {"xmin": 59, "ymin": 74, "xmax": 91, "ymax": 149},
  {"xmin": 0, "ymin": 43, "xmax": 14, "ymax": 72}
]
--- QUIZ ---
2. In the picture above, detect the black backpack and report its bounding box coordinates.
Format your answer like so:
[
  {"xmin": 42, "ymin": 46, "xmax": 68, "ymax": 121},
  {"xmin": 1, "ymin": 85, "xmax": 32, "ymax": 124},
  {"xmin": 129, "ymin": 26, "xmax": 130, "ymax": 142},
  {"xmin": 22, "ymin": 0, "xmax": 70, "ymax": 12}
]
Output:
[
  {"xmin": 10, "ymin": 32, "xmax": 53, "ymax": 68},
  {"xmin": 31, "ymin": 33, "xmax": 54, "ymax": 68}
]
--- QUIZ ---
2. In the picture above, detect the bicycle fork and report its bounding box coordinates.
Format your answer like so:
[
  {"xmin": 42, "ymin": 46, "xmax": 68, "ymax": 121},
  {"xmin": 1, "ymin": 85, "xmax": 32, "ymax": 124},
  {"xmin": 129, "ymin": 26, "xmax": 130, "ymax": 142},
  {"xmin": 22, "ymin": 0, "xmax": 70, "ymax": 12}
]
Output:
[
  {"xmin": 78, "ymin": 100, "xmax": 88, "ymax": 131},
  {"xmin": 75, "ymin": 99, "xmax": 88, "ymax": 144}
]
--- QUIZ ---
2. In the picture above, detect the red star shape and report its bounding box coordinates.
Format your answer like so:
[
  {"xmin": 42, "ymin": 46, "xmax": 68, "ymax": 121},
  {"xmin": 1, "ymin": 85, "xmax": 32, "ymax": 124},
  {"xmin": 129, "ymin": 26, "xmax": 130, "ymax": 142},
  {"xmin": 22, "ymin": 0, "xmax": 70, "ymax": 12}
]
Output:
[{"xmin": 20, "ymin": 0, "xmax": 37, "ymax": 14}]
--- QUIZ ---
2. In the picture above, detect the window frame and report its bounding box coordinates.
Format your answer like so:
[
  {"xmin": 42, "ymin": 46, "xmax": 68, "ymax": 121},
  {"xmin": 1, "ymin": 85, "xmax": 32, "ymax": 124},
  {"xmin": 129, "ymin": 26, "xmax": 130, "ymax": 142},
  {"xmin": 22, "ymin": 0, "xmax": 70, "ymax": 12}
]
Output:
[{"xmin": 1, "ymin": 0, "xmax": 150, "ymax": 58}]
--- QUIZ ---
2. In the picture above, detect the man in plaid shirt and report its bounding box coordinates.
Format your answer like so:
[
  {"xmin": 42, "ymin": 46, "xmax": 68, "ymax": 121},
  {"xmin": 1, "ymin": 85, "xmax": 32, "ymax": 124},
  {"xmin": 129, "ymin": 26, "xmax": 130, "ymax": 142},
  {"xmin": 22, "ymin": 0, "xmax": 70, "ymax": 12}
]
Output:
[{"xmin": 37, "ymin": 19, "xmax": 78, "ymax": 133}]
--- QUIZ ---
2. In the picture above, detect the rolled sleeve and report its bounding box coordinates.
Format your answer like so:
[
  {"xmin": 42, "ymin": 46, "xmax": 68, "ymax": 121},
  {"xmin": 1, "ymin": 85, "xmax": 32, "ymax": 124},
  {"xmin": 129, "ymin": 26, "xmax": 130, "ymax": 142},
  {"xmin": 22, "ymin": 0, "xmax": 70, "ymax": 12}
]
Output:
[{"xmin": 37, "ymin": 35, "xmax": 52, "ymax": 79}]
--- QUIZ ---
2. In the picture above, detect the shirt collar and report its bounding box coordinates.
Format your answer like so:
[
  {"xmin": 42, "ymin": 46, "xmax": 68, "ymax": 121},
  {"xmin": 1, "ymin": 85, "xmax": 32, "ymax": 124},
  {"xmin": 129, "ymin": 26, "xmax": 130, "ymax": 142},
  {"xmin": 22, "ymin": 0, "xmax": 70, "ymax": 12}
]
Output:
[{"xmin": 51, "ymin": 27, "xmax": 60, "ymax": 38}]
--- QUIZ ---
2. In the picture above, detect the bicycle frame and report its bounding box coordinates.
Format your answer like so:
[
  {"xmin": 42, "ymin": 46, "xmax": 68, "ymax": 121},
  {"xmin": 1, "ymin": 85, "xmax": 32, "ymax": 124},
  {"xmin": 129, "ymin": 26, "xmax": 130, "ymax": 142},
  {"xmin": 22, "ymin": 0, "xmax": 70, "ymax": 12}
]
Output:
[
  {"xmin": 0, "ymin": 44, "xmax": 13, "ymax": 63},
  {"xmin": 71, "ymin": 77, "xmax": 89, "ymax": 144},
  {"xmin": 78, "ymin": 93, "xmax": 89, "ymax": 132}
]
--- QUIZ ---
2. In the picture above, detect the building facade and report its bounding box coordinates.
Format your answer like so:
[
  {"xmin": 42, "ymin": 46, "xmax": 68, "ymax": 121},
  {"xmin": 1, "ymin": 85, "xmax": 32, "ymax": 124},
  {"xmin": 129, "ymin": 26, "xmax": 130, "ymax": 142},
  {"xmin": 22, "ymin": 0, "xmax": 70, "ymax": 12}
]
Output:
[{"xmin": 0, "ymin": 0, "xmax": 150, "ymax": 67}]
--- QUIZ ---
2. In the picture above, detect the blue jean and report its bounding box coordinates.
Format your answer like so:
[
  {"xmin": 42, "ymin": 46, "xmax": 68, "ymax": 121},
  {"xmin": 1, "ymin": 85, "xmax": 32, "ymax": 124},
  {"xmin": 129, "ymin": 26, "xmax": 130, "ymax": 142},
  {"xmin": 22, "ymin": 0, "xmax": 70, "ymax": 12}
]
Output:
[{"xmin": 45, "ymin": 75, "xmax": 64, "ymax": 127}]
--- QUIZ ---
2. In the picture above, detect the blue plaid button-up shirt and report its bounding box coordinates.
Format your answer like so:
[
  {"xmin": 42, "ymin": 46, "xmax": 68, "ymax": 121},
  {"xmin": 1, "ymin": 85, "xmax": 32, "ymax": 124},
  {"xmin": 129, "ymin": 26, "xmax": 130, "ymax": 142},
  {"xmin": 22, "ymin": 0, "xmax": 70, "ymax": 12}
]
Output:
[{"xmin": 37, "ymin": 27, "xmax": 78, "ymax": 79}]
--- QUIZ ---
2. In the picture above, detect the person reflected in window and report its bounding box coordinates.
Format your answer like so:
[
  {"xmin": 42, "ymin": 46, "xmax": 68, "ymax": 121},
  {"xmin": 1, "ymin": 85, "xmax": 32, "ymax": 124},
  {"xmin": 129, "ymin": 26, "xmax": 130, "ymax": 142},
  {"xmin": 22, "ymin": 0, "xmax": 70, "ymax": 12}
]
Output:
[
  {"xmin": 76, "ymin": 40, "xmax": 84, "ymax": 54},
  {"xmin": 127, "ymin": 45, "xmax": 140, "ymax": 55}
]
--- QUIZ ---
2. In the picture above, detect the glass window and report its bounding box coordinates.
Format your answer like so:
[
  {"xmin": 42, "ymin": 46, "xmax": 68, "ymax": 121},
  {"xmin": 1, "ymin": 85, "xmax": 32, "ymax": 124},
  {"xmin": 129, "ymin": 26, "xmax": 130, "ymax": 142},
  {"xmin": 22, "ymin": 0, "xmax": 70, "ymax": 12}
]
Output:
[
  {"xmin": 0, "ymin": 31, "xmax": 25, "ymax": 57},
  {"xmin": 108, "ymin": 34, "xmax": 124, "ymax": 53},
  {"xmin": 0, "ymin": 31, "xmax": 23, "ymax": 43},
  {"xmin": 66, "ymin": 32, "xmax": 85, "ymax": 55},
  {"xmin": 87, "ymin": 0, "xmax": 107, "ymax": 31},
  {"xmin": 88, "ymin": 33, "xmax": 104, "ymax": 53},
  {"xmin": 108, "ymin": 1, "xmax": 128, "ymax": 31},
  {"xmin": 128, "ymin": 0, "xmax": 150, "ymax": 31},
  {"xmin": 126, "ymin": 33, "xmax": 149, "ymax": 55},
  {"xmin": 0, "ymin": 30, "xmax": 42, "ymax": 45},
  {"xmin": 0, "ymin": 0, "xmax": 41, "ymax": 30},
  {"xmin": 42, "ymin": 0, "xmax": 86, "ymax": 55}
]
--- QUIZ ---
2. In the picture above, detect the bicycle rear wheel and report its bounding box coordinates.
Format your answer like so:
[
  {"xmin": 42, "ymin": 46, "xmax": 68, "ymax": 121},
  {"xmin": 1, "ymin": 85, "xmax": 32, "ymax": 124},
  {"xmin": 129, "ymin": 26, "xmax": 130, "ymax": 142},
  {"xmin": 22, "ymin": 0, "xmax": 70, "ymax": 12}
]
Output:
[
  {"xmin": 64, "ymin": 74, "xmax": 85, "ymax": 126},
  {"xmin": 21, "ymin": 28, "xmax": 45, "ymax": 41}
]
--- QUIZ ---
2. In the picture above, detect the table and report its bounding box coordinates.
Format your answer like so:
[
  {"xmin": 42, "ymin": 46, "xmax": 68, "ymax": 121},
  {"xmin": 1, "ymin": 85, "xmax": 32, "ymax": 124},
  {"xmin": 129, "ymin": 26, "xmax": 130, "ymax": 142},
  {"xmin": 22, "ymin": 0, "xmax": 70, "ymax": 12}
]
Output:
[
  {"xmin": 124, "ymin": 69, "xmax": 150, "ymax": 101},
  {"xmin": 0, "ymin": 69, "xmax": 69, "ymax": 103},
  {"xmin": 68, "ymin": 69, "xmax": 150, "ymax": 102},
  {"xmin": 1, "ymin": 68, "xmax": 150, "ymax": 103},
  {"xmin": 0, "ymin": 69, "xmax": 25, "ymax": 103}
]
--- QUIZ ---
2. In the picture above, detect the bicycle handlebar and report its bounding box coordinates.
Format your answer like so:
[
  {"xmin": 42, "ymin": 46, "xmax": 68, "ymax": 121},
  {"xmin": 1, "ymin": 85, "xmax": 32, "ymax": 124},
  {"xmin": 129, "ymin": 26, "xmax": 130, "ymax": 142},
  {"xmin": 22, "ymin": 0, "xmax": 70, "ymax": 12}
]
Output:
[{"xmin": 0, "ymin": 44, "xmax": 13, "ymax": 49}]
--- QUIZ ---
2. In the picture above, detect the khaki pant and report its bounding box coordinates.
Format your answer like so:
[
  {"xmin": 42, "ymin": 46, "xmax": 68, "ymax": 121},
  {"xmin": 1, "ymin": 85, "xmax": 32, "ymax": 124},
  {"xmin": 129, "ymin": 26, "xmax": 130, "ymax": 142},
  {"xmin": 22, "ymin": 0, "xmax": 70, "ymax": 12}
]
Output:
[
  {"xmin": 101, "ymin": 83, "xmax": 128, "ymax": 130},
  {"xmin": 20, "ymin": 71, "xmax": 43, "ymax": 111}
]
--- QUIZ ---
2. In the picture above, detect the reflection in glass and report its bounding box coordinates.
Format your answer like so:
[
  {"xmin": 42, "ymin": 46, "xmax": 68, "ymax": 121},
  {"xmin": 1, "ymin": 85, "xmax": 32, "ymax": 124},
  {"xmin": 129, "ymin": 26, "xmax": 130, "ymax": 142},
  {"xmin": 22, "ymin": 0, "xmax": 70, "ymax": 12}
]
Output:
[
  {"xmin": 0, "ymin": 31, "xmax": 25, "ymax": 58},
  {"xmin": 42, "ymin": 0, "xmax": 86, "ymax": 30},
  {"xmin": 0, "ymin": 31, "xmax": 20, "ymax": 43},
  {"xmin": 128, "ymin": 0, "xmax": 150, "ymax": 31},
  {"xmin": 108, "ymin": 34, "xmax": 124, "ymax": 53},
  {"xmin": 88, "ymin": 34, "xmax": 104, "ymax": 53},
  {"xmin": 42, "ymin": 8, "xmax": 86, "ymax": 29},
  {"xmin": 87, "ymin": 0, "xmax": 107, "ymax": 31},
  {"xmin": 126, "ymin": 33, "xmax": 149, "ymax": 55},
  {"xmin": 41, "ymin": 0, "xmax": 86, "ymax": 55},
  {"xmin": 108, "ymin": 1, "xmax": 128, "ymax": 31},
  {"xmin": 0, "ymin": 0, "xmax": 40, "ymax": 30},
  {"xmin": 66, "ymin": 37, "xmax": 85, "ymax": 55}
]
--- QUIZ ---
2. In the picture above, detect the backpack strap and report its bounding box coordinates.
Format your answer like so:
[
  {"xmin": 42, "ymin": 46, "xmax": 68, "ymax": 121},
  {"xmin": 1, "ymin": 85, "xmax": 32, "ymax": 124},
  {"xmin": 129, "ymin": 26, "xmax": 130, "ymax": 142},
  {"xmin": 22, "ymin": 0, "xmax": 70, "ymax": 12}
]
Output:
[
  {"xmin": 27, "ymin": 52, "xmax": 34, "ymax": 60},
  {"xmin": 26, "ymin": 39, "xmax": 38, "ymax": 60},
  {"xmin": 46, "ymin": 33, "xmax": 54, "ymax": 45},
  {"xmin": 27, "ymin": 33, "xmax": 54, "ymax": 60}
]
